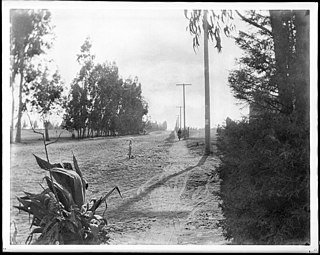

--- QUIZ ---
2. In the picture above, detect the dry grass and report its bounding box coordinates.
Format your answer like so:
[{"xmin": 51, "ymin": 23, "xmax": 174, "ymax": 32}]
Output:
[
  {"xmin": 10, "ymin": 131, "xmax": 172, "ymax": 244},
  {"xmin": 10, "ymin": 129, "xmax": 226, "ymax": 245}
]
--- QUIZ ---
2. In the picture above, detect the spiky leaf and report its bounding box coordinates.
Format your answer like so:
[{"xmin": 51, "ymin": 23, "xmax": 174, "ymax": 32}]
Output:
[
  {"xmin": 33, "ymin": 154, "xmax": 53, "ymax": 170},
  {"xmin": 72, "ymin": 153, "xmax": 82, "ymax": 178},
  {"xmin": 89, "ymin": 186, "xmax": 122, "ymax": 213}
]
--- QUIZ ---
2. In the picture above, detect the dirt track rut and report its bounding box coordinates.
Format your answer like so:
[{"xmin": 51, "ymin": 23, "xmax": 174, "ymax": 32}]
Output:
[
  {"xmin": 10, "ymin": 131, "xmax": 227, "ymax": 245},
  {"xmin": 106, "ymin": 137, "xmax": 227, "ymax": 245}
]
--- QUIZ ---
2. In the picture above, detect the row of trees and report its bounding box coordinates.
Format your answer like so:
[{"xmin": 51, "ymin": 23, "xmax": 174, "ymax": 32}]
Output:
[
  {"xmin": 215, "ymin": 10, "xmax": 309, "ymax": 244},
  {"xmin": 146, "ymin": 120, "xmax": 168, "ymax": 132},
  {"xmin": 63, "ymin": 38, "xmax": 148, "ymax": 138},
  {"xmin": 10, "ymin": 10, "xmax": 149, "ymax": 142},
  {"xmin": 21, "ymin": 119, "xmax": 61, "ymax": 130}
]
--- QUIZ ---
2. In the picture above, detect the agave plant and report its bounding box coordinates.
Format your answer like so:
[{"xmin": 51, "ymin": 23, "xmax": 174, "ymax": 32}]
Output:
[{"xmin": 14, "ymin": 153, "xmax": 122, "ymax": 245}]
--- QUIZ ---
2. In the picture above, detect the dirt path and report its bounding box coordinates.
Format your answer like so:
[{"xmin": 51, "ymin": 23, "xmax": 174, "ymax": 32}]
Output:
[
  {"xmin": 106, "ymin": 137, "xmax": 227, "ymax": 245},
  {"xmin": 9, "ymin": 131, "xmax": 227, "ymax": 245}
]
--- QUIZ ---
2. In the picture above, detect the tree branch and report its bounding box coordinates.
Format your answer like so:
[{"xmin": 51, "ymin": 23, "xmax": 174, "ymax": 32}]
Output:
[
  {"xmin": 45, "ymin": 131, "xmax": 63, "ymax": 146},
  {"xmin": 236, "ymin": 10, "xmax": 273, "ymax": 36},
  {"xmin": 26, "ymin": 111, "xmax": 46, "ymax": 140}
]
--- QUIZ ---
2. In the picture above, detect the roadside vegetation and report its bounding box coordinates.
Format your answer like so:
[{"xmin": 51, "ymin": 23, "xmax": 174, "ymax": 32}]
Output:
[
  {"xmin": 215, "ymin": 10, "xmax": 310, "ymax": 244},
  {"xmin": 185, "ymin": 10, "xmax": 310, "ymax": 244}
]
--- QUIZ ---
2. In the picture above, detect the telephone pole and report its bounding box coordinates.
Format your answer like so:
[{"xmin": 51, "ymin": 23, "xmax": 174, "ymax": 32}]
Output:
[
  {"xmin": 176, "ymin": 115, "xmax": 180, "ymax": 131},
  {"xmin": 176, "ymin": 106, "xmax": 182, "ymax": 129},
  {"xmin": 203, "ymin": 10, "xmax": 211, "ymax": 155},
  {"xmin": 176, "ymin": 83, "xmax": 191, "ymax": 139}
]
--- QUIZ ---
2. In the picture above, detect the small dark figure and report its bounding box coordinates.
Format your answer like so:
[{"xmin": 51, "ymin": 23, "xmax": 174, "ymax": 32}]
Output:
[
  {"xmin": 177, "ymin": 128, "xmax": 182, "ymax": 141},
  {"xmin": 128, "ymin": 140, "xmax": 133, "ymax": 159}
]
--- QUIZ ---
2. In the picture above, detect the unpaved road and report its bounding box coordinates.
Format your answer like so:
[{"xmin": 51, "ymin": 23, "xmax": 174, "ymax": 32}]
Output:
[
  {"xmin": 106, "ymin": 134, "xmax": 226, "ymax": 245},
  {"xmin": 9, "ymin": 130, "xmax": 227, "ymax": 245}
]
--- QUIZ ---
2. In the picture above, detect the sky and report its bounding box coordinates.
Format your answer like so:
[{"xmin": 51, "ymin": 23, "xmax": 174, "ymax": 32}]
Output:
[
  {"xmin": 3, "ymin": 2, "xmax": 317, "ymax": 130},
  {"xmin": 46, "ymin": 5, "xmax": 248, "ymax": 130},
  {"xmin": 5, "ymin": 2, "xmax": 254, "ymax": 130}
]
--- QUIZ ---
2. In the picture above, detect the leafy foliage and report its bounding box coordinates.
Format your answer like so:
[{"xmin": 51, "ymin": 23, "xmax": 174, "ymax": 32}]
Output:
[
  {"xmin": 10, "ymin": 9, "xmax": 54, "ymax": 143},
  {"xmin": 216, "ymin": 114, "xmax": 309, "ymax": 244},
  {"xmin": 63, "ymin": 39, "xmax": 148, "ymax": 138},
  {"xmin": 10, "ymin": 9, "xmax": 53, "ymax": 77},
  {"xmin": 15, "ymin": 154, "xmax": 122, "ymax": 245},
  {"xmin": 230, "ymin": 10, "xmax": 309, "ymax": 122},
  {"xmin": 228, "ymin": 11, "xmax": 280, "ymax": 114},
  {"xmin": 24, "ymin": 62, "xmax": 64, "ymax": 141},
  {"xmin": 216, "ymin": 10, "xmax": 310, "ymax": 244},
  {"xmin": 24, "ymin": 65, "xmax": 63, "ymax": 115},
  {"xmin": 184, "ymin": 10, "xmax": 235, "ymax": 52}
]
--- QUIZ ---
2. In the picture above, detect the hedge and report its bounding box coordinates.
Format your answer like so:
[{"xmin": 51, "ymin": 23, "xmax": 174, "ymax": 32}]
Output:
[{"xmin": 216, "ymin": 113, "xmax": 310, "ymax": 244}]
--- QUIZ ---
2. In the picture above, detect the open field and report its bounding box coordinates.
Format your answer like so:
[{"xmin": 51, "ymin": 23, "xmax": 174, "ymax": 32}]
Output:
[
  {"xmin": 9, "ymin": 130, "xmax": 225, "ymax": 245},
  {"xmin": 11, "ymin": 129, "xmax": 73, "ymax": 143}
]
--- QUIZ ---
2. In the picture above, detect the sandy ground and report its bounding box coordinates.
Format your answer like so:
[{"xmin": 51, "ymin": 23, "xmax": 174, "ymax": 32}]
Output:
[{"xmin": 9, "ymin": 130, "xmax": 227, "ymax": 245}]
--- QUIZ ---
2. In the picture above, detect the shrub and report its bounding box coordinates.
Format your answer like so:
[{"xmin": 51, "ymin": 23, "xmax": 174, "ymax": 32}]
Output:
[
  {"xmin": 14, "ymin": 153, "xmax": 122, "ymax": 245},
  {"xmin": 216, "ymin": 113, "xmax": 310, "ymax": 244}
]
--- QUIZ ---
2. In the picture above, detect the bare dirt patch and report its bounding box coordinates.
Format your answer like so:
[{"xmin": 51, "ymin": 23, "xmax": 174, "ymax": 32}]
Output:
[
  {"xmin": 106, "ymin": 133, "xmax": 227, "ymax": 245},
  {"xmin": 10, "ymin": 130, "xmax": 227, "ymax": 245}
]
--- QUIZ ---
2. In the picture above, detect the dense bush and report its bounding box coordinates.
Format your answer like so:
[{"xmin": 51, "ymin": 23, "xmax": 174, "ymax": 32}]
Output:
[{"xmin": 216, "ymin": 113, "xmax": 309, "ymax": 244}]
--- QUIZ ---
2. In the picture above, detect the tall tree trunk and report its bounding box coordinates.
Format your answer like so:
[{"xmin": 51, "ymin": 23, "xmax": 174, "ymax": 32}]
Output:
[
  {"xmin": 82, "ymin": 127, "xmax": 84, "ymax": 138},
  {"xmin": 15, "ymin": 70, "xmax": 23, "ymax": 143},
  {"xmin": 10, "ymin": 74, "xmax": 15, "ymax": 143},
  {"xmin": 269, "ymin": 10, "xmax": 294, "ymax": 115},
  {"xmin": 293, "ymin": 10, "xmax": 310, "ymax": 127}
]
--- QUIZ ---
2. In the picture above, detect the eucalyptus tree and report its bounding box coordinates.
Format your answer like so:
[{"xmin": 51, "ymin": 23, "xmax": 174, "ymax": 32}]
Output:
[
  {"xmin": 63, "ymin": 82, "xmax": 83, "ymax": 138},
  {"xmin": 63, "ymin": 38, "xmax": 148, "ymax": 138},
  {"xmin": 64, "ymin": 37, "xmax": 95, "ymax": 138},
  {"xmin": 24, "ymin": 62, "xmax": 64, "ymax": 141},
  {"xmin": 88, "ymin": 61, "xmax": 122, "ymax": 136},
  {"xmin": 10, "ymin": 9, "xmax": 54, "ymax": 143},
  {"xmin": 118, "ymin": 77, "xmax": 148, "ymax": 135}
]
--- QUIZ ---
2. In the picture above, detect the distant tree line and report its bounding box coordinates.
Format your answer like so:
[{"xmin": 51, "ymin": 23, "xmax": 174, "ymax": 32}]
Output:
[
  {"xmin": 62, "ymin": 38, "xmax": 148, "ymax": 138},
  {"xmin": 145, "ymin": 120, "xmax": 167, "ymax": 132},
  {"xmin": 10, "ymin": 11, "xmax": 149, "ymax": 142}
]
